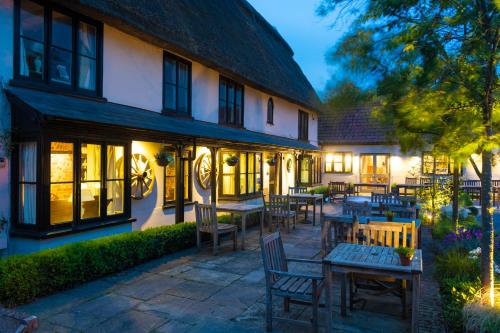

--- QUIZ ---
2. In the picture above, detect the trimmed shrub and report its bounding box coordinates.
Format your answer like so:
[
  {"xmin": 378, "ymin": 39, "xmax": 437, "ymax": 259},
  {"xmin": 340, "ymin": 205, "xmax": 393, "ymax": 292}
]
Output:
[
  {"xmin": 0, "ymin": 222, "xmax": 196, "ymax": 307},
  {"xmin": 463, "ymin": 299, "xmax": 500, "ymax": 333}
]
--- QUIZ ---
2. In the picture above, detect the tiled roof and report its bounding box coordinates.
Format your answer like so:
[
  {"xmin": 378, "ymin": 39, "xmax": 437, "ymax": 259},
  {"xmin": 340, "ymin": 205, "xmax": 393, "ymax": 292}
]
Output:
[
  {"xmin": 50, "ymin": 0, "xmax": 322, "ymax": 112},
  {"xmin": 318, "ymin": 105, "xmax": 394, "ymax": 145}
]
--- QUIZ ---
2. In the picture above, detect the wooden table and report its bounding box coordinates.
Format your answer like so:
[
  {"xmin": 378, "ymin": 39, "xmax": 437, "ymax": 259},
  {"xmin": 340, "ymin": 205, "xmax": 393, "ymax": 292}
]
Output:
[
  {"xmin": 321, "ymin": 213, "xmax": 422, "ymax": 255},
  {"xmin": 289, "ymin": 193, "xmax": 324, "ymax": 226},
  {"xmin": 396, "ymin": 184, "xmax": 425, "ymax": 196},
  {"xmin": 216, "ymin": 203, "xmax": 265, "ymax": 250},
  {"xmin": 323, "ymin": 243, "xmax": 423, "ymax": 333}
]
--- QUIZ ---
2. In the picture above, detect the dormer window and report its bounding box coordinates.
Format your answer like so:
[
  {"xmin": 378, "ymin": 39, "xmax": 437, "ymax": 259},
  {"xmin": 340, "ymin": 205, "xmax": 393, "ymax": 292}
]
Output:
[
  {"xmin": 15, "ymin": 0, "xmax": 102, "ymax": 96},
  {"xmin": 267, "ymin": 97, "xmax": 274, "ymax": 124},
  {"xmin": 163, "ymin": 52, "xmax": 191, "ymax": 116}
]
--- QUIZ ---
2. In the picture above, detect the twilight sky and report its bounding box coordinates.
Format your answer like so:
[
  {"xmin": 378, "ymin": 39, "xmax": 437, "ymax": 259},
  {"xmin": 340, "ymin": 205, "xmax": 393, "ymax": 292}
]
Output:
[{"xmin": 247, "ymin": 0, "xmax": 353, "ymax": 95}]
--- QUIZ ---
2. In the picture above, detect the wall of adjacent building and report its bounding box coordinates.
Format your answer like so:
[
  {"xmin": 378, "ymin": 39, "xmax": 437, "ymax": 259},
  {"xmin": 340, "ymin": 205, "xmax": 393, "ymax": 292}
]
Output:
[{"xmin": 321, "ymin": 144, "xmax": 421, "ymax": 186}]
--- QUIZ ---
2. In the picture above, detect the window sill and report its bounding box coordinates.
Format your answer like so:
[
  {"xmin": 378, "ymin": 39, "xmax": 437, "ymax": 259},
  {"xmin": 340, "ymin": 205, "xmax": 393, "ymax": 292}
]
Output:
[
  {"xmin": 10, "ymin": 79, "xmax": 105, "ymax": 102},
  {"xmin": 10, "ymin": 218, "xmax": 136, "ymax": 240},
  {"xmin": 218, "ymin": 192, "xmax": 262, "ymax": 202},
  {"xmin": 217, "ymin": 123, "xmax": 245, "ymax": 130},
  {"xmin": 324, "ymin": 172, "xmax": 353, "ymax": 175},
  {"xmin": 162, "ymin": 201, "xmax": 195, "ymax": 210}
]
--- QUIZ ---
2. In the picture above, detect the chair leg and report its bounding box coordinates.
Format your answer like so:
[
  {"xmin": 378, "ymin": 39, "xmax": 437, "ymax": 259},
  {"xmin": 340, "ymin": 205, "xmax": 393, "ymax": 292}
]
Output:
[
  {"xmin": 287, "ymin": 216, "xmax": 290, "ymax": 233},
  {"xmin": 401, "ymin": 279, "xmax": 407, "ymax": 319},
  {"xmin": 312, "ymin": 287, "xmax": 319, "ymax": 333},
  {"xmin": 266, "ymin": 291, "xmax": 273, "ymax": 332},
  {"xmin": 213, "ymin": 232, "xmax": 218, "ymax": 256},
  {"xmin": 233, "ymin": 230, "xmax": 237, "ymax": 251},
  {"xmin": 196, "ymin": 230, "xmax": 201, "ymax": 251},
  {"xmin": 284, "ymin": 297, "xmax": 290, "ymax": 312}
]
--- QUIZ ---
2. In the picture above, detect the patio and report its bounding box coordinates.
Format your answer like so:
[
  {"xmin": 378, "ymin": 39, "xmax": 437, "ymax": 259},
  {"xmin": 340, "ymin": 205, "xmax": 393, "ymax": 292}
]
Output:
[{"xmin": 17, "ymin": 204, "xmax": 444, "ymax": 333}]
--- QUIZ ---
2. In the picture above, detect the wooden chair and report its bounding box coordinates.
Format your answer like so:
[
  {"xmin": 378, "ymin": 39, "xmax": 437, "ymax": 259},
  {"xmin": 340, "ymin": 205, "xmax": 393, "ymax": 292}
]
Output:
[
  {"xmin": 288, "ymin": 186, "xmax": 309, "ymax": 221},
  {"xmin": 331, "ymin": 201, "xmax": 371, "ymax": 246},
  {"xmin": 195, "ymin": 202, "xmax": 238, "ymax": 255},
  {"xmin": 260, "ymin": 232, "xmax": 324, "ymax": 332},
  {"xmin": 328, "ymin": 181, "xmax": 347, "ymax": 203},
  {"xmin": 405, "ymin": 177, "xmax": 418, "ymax": 185},
  {"xmin": 268, "ymin": 194, "xmax": 296, "ymax": 232},
  {"xmin": 349, "ymin": 220, "xmax": 416, "ymax": 318}
]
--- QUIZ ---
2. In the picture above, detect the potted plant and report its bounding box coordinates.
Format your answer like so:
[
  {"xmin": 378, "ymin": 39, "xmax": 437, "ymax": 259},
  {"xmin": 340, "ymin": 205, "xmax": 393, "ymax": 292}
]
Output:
[
  {"xmin": 266, "ymin": 157, "xmax": 277, "ymax": 166},
  {"xmin": 391, "ymin": 183, "xmax": 399, "ymax": 194},
  {"xmin": 385, "ymin": 210, "xmax": 394, "ymax": 221},
  {"xmin": 154, "ymin": 148, "xmax": 174, "ymax": 167},
  {"xmin": 225, "ymin": 155, "xmax": 239, "ymax": 166},
  {"xmin": 395, "ymin": 246, "xmax": 415, "ymax": 266}
]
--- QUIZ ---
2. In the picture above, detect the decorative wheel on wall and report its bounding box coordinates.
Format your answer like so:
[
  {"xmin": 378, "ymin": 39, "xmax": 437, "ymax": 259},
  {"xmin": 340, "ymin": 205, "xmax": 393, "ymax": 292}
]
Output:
[
  {"xmin": 131, "ymin": 153, "xmax": 155, "ymax": 200},
  {"xmin": 286, "ymin": 158, "xmax": 293, "ymax": 173},
  {"xmin": 196, "ymin": 153, "xmax": 217, "ymax": 190}
]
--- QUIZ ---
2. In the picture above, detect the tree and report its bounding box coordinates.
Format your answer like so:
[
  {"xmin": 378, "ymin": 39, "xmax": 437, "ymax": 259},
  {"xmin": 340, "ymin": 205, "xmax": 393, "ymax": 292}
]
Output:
[
  {"xmin": 318, "ymin": 0, "xmax": 499, "ymax": 304},
  {"xmin": 323, "ymin": 79, "xmax": 374, "ymax": 111}
]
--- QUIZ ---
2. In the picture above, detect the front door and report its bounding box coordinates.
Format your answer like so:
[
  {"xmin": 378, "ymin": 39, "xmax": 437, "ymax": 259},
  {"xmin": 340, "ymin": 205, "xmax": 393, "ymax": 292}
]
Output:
[{"xmin": 360, "ymin": 154, "xmax": 390, "ymax": 184}]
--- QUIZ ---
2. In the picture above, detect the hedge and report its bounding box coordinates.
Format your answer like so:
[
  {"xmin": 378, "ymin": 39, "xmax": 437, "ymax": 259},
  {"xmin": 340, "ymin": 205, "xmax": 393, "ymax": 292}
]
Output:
[{"xmin": 0, "ymin": 222, "xmax": 196, "ymax": 307}]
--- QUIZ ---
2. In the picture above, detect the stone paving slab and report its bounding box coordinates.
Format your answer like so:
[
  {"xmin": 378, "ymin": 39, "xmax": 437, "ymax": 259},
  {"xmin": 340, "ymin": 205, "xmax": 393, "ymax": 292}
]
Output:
[{"xmin": 15, "ymin": 204, "xmax": 446, "ymax": 333}]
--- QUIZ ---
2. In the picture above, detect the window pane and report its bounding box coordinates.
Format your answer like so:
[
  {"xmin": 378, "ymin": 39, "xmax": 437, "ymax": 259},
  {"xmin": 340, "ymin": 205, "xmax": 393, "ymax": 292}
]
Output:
[
  {"xmin": 300, "ymin": 158, "xmax": 309, "ymax": 184},
  {"xmin": 344, "ymin": 154, "xmax": 352, "ymax": 172},
  {"xmin": 20, "ymin": 38, "xmax": 44, "ymax": 79},
  {"xmin": 78, "ymin": 22, "xmax": 96, "ymax": 58},
  {"xmin": 52, "ymin": 12, "xmax": 72, "ymax": 50},
  {"xmin": 240, "ymin": 153, "xmax": 246, "ymax": 194},
  {"xmin": 107, "ymin": 180, "xmax": 124, "ymax": 215},
  {"xmin": 219, "ymin": 79, "xmax": 226, "ymax": 101},
  {"xmin": 78, "ymin": 56, "xmax": 96, "ymax": 90},
  {"xmin": 178, "ymin": 62, "xmax": 188, "ymax": 88},
  {"xmin": 361, "ymin": 155, "xmax": 373, "ymax": 174},
  {"xmin": 81, "ymin": 144, "xmax": 101, "ymax": 181},
  {"xmin": 164, "ymin": 84, "xmax": 176, "ymax": 110},
  {"xmin": 81, "ymin": 181, "xmax": 100, "ymax": 219},
  {"xmin": 165, "ymin": 161, "xmax": 175, "ymax": 201},
  {"xmin": 222, "ymin": 153, "xmax": 236, "ymax": 195},
  {"xmin": 50, "ymin": 183, "xmax": 73, "ymax": 224},
  {"xmin": 227, "ymin": 83, "xmax": 234, "ymax": 123},
  {"xmin": 20, "ymin": 0, "xmax": 44, "ymax": 41},
  {"xmin": 164, "ymin": 57, "xmax": 176, "ymax": 84},
  {"xmin": 177, "ymin": 87, "xmax": 188, "ymax": 114},
  {"xmin": 50, "ymin": 47, "xmax": 72, "ymax": 85},
  {"xmin": 107, "ymin": 145, "xmax": 124, "ymax": 179},
  {"xmin": 248, "ymin": 173, "xmax": 255, "ymax": 193},
  {"xmin": 375, "ymin": 155, "xmax": 388, "ymax": 174},
  {"xmin": 18, "ymin": 142, "xmax": 37, "ymax": 225},
  {"xmin": 19, "ymin": 183, "xmax": 36, "ymax": 225},
  {"xmin": 50, "ymin": 142, "xmax": 73, "ymax": 182},
  {"xmin": 235, "ymin": 87, "xmax": 243, "ymax": 125},
  {"xmin": 184, "ymin": 161, "xmax": 190, "ymax": 200},
  {"xmin": 325, "ymin": 162, "xmax": 332, "ymax": 173},
  {"xmin": 256, "ymin": 154, "xmax": 262, "ymax": 192}
]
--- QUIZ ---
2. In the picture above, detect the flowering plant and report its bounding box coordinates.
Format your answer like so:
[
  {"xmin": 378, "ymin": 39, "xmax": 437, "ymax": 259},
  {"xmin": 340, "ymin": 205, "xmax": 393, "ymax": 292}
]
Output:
[{"xmin": 443, "ymin": 227, "xmax": 482, "ymax": 251}]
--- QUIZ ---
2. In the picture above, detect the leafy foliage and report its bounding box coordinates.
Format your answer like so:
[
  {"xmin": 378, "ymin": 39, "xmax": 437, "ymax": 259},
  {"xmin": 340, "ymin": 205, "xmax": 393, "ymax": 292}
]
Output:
[{"xmin": 0, "ymin": 223, "xmax": 196, "ymax": 307}]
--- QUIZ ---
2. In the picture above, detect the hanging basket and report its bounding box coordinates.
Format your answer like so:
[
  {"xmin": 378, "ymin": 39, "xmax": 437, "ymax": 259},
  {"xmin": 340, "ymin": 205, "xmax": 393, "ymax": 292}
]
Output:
[
  {"xmin": 266, "ymin": 157, "xmax": 277, "ymax": 166},
  {"xmin": 225, "ymin": 155, "xmax": 239, "ymax": 166},
  {"xmin": 154, "ymin": 148, "xmax": 174, "ymax": 167}
]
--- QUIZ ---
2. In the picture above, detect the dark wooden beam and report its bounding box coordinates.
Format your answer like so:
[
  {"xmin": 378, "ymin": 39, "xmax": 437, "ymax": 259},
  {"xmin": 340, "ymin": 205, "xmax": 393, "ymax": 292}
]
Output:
[
  {"xmin": 210, "ymin": 147, "xmax": 218, "ymax": 204},
  {"xmin": 175, "ymin": 144, "xmax": 185, "ymax": 223}
]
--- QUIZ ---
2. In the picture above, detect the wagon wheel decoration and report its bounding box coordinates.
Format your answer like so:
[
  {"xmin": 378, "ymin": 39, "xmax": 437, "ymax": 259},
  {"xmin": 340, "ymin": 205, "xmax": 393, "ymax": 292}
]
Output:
[
  {"xmin": 131, "ymin": 153, "xmax": 155, "ymax": 200},
  {"xmin": 196, "ymin": 153, "xmax": 218, "ymax": 190}
]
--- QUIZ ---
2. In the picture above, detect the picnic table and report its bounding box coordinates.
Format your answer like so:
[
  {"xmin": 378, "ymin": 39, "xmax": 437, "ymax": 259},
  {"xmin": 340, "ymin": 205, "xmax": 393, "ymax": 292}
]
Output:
[
  {"xmin": 323, "ymin": 243, "xmax": 423, "ymax": 333},
  {"xmin": 216, "ymin": 202, "xmax": 265, "ymax": 250},
  {"xmin": 288, "ymin": 193, "xmax": 323, "ymax": 226}
]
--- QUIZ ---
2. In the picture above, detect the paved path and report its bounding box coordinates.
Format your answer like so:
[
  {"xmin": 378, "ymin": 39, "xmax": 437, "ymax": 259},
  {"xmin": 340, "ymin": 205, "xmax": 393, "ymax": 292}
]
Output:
[{"xmin": 17, "ymin": 205, "xmax": 443, "ymax": 333}]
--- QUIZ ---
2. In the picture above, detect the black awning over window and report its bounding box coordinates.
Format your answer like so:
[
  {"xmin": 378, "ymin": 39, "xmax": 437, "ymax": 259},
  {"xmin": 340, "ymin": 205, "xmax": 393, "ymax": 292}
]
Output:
[{"xmin": 5, "ymin": 86, "xmax": 319, "ymax": 151}]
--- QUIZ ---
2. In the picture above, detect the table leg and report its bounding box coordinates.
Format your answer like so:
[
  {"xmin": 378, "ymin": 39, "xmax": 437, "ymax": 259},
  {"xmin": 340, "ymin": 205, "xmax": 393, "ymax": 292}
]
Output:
[
  {"xmin": 411, "ymin": 273, "xmax": 421, "ymax": 333},
  {"xmin": 241, "ymin": 213, "xmax": 247, "ymax": 250},
  {"xmin": 325, "ymin": 262, "xmax": 333, "ymax": 333},
  {"xmin": 260, "ymin": 208, "xmax": 264, "ymax": 236},
  {"xmin": 313, "ymin": 199, "xmax": 317, "ymax": 226},
  {"xmin": 341, "ymin": 273, "xmax": 347, "ymax": 316}
]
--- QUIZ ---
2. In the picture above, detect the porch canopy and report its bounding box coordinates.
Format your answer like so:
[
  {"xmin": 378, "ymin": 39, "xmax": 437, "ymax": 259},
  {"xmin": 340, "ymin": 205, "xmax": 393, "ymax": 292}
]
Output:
[{"xmin": 5, "ymin": 86, "xmax": 319, "ymax": 151}]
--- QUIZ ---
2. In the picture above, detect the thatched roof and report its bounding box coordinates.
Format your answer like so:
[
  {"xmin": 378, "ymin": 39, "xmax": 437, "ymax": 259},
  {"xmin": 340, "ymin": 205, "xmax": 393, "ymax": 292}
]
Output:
[
  {"xmin": 53, "ymin": 0, "xmax": 321, "ymax": 112},
  {"xmin": 318, "ymin": 105, "xmax": 394, "ymax": 145}
]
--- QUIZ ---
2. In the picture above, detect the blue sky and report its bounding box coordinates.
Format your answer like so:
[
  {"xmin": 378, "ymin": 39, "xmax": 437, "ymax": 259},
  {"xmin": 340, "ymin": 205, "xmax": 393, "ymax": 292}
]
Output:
[{"xmin": 247, "ymin": 0, "xmax": 353, "ymax": 94}]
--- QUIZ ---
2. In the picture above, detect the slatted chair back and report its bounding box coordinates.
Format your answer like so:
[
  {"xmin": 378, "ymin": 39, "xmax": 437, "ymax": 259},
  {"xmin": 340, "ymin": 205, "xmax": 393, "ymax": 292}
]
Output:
[
  {"xmin": 463, "ymin": 179, "xmax": 481, "ymax": 187},
  {"xmin": 260, "ymin": 191, "xmax": 268, "ymax": 212},
  {"xmin": 260, "ymin": 232, "xmax": 288, "ymax": 284},
  {"xmin": 493, "ymin": 180, "xmax": 500, "ymax": 187},
  {"xmin": 342, "ymin": 201, "xmax": 370, "ymax": 217},
  {"xmin": 288, "ymin": 186, "xmax": 308, "ymax": 195},
  {"xmin": 371, "ymin": 193, "xmax": 402, "ymax": 205},
  {"xmin": 420, "ymin": 177, "xmax": 432, "ymax": 186},
  {"xmin": 328, "ymin": 181, "xmax": 346, "ymax": 194},
  {"xmin": 385, "ymin": 204, "xmax": 417, "ymax": 219},
  {"xmin": 405, "ymin": 177, "xmax": 418, "ymax": 185},
  {"xmin": 352, "ymin": 220, "xmax": 416, "ymax": 248},
  {"xmin": 269, "ymin": 194, "xmax": 290, "ymax": 217},
  {"xmin": 195, "ymin": 202, "xmax": 217, "ymax": 233}
]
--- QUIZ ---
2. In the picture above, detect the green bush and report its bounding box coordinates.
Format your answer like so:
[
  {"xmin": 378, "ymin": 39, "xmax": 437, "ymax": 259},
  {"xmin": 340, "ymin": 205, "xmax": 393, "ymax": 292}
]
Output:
[
  {"xmin": 0, "ymin": 223, "xmax": 196, "ymax": 307},
  {"xmin": 218, "ymin": 212, "xmax": 261, "ymax": 229},
  {"xmin": 435, "ymin": 248, "xmax": 480, "ymax": 282},
  {"xmin": 311, "ymin": 186, "xmax": 329, "ymax": 197},
  {"xmin": 432, "ymin": 215, "xmax": 455, "ymax": 240},
  {"xmin": 463, "ymin": 300, "xmax": 500, "ymax": 333}
]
